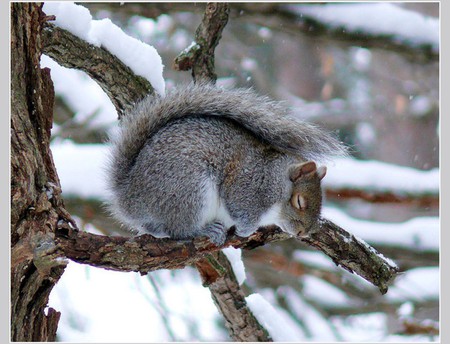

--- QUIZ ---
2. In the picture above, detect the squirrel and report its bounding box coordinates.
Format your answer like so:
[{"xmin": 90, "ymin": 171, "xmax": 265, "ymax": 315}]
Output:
[{"xmin": 106, "ymin": 83, "xmax": 346, "ymax": 245}]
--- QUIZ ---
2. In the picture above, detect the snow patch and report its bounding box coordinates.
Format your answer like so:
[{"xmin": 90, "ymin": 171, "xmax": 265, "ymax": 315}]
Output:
[
  {"xmin": 50, "ymin": 141, "xmax": 110, "ymax": 199},
  {"xmin": 246, "ymin": 293, "xmax": 305, "ymax": 341},
  {"xmin": 323, "ymin": 207, "xmax": 439, "ymax": 251},
  {"xmin": 302, "ymin": 275, "xmax": 352, "ymax": 308},
  {"xmin": 386, "ymin": 267, "xmax": 439, "ymax": 302},
  {"xmin": 222, "ymin": 247, "xmax": 246, "ymax": 285},
  {"xmin": 291, "ymin": 3, "xmax": 439, "ymax": 51},
  {"xmin": 323, "ymin": 158, "xmax": 439, "ymax": 195}
]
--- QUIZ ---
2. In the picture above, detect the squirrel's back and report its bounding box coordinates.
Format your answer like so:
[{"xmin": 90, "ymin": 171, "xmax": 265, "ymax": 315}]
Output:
[{"xmin": 107, "ymin": 83, "xmax": 346, "ymax": 192}]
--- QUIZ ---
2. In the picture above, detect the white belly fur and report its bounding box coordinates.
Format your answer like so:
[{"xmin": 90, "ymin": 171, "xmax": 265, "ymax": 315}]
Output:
[
  {"xmin": 199, "ymin": 180, "xmax": 235, "ymax": 228},
  {"xmin": 257, "ymin": 203, "xmax": 283, "ymax": 228},
  {"xmin": 200, "ymin": 180, "xmax": 284, "ymax": 230}
]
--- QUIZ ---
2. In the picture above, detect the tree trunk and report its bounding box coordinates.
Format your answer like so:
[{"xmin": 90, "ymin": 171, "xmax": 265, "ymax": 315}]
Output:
[{"xmin": 11, "ymin": 3, "xmax": 69, "ymax": 341}]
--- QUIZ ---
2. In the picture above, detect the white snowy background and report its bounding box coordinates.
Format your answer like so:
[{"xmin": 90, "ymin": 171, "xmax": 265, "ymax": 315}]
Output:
[{"xmin": 40, "ymin": 2, "xmax": 439, "ymax": 342}]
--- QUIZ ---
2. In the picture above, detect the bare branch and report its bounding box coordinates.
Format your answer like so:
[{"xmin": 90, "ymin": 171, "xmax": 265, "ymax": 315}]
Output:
[
  {"xmin": 325, "ymin": 188, "xmax": 439, "ymax": 208},
  {"xmin": 41, "ymin": 22, "xmax": 154, "ymax": 116}
]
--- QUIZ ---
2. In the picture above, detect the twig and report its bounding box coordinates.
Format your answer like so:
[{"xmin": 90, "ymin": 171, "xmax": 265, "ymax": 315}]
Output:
[{"xmin": 173, "ymin": 2, "xmax": 230, "ymax": 82}]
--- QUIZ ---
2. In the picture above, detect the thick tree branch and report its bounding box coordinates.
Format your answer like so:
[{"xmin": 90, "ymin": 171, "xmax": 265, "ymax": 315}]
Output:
[
  {"xmin": 11, "ymin": 4, "xmax": 68, "ymax": 341},
  {"xmin": 41, "ymin": 22, "xmax": 154, "ymax": 117},
  {"xmin": 55, "ymin": 219, "xmax": 398, "ymax": 295}
]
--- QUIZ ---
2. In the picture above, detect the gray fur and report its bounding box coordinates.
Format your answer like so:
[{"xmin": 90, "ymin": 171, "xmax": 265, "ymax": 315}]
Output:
[{"xmin": 105, "ymin": 83, "xmax": 346, "ymax": 244}]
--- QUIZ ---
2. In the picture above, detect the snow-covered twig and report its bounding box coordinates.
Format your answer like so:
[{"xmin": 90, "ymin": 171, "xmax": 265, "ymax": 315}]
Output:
[{"xmin": 323, "ymin": 158, "xmax": 439, "ymax": 207}]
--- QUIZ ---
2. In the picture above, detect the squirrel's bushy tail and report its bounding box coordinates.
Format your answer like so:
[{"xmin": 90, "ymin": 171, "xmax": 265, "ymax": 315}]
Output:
[{"xmin": 107, "ymin": 83, "xmax": 346, "ymax": 189}]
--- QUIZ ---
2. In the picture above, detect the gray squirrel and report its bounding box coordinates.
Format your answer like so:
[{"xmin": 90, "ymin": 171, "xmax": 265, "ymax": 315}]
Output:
[{"xmin": 106, "ymin": 83, "xmax": 346, "ymax": 245}]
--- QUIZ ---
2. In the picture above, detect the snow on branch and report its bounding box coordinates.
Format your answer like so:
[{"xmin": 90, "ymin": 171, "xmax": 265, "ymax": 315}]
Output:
[
  {"xmin": 41, "ymin": 2, "xmax": 166, "ymax": 116},
  {"xmin": 250, "ymin": 3, "xmax": 439, "ymax": 63},
  {"xmin": 42, "ymin": 22, "xmax": 153, "ymax": 116},
  {"xmin": 84, "ymin": 2, "xmax": 439, "ymax": 63},
  {"xmin": 289, "ymin": 3, "xmax": 438, "ymax": 55}
]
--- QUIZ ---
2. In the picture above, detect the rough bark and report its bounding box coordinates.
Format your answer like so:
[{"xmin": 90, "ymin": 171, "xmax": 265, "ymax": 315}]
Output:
[
  {"xmin": 195, "ymin": 252, "xmax": 272, "ymax": 341},
  {"xmin": 303, "ymin": 218, "xmax": 398, "ymax": 294},
  {"xmin": 10, "ymin": 3, "xmax": 72, "ymax": 341}
]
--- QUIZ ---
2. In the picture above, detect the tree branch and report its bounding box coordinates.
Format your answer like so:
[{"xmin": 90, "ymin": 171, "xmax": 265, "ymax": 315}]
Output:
[
  {"xmin": 41, "ymin": 22, "xmax": 154, "ymax": 117},
  {"xmin": 302, "ymin": 218, "xmax": 398, "ymax": 294},
  {"xmin": 56, "ymin": 219, "xmax": 398, "ymax": 295},
  {"xmin": 325, "ymin": 188, "xmax": 439, "ymax": 208},
  {"xmin": 195, "ymin": 252, "xmax": 272, "ymax": 341}
]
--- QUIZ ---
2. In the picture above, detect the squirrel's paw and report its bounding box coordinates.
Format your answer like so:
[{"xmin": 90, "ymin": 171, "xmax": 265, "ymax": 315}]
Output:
[
  {"xmin": 235, "ymin": 225, "xmax": 256, "ymax": 238},
  {"xmin": 199, "ymin": 221, "xmax": 227, "ymax": 246}
]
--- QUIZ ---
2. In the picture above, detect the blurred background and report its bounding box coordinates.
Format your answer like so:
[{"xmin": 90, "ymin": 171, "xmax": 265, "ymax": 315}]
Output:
[{"xmin": 43, "ymin": 2, "xmax": 439, "ymax": 342}]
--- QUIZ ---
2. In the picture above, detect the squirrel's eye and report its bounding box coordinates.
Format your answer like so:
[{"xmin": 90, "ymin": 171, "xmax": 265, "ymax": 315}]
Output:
[{"xmin": 292, "ymin": 194, "xmax": 307, "ymax": 210}]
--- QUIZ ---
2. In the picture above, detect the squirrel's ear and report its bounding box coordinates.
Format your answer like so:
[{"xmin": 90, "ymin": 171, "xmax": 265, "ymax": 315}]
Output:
[
  {"xmin": 289, "ymin": 161, "xmax": 317, "ymax": 182},
  {"xmin": 317, "ymin": 166, "xmax": 327, "ymax": 180}
]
